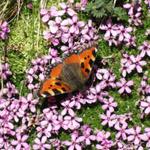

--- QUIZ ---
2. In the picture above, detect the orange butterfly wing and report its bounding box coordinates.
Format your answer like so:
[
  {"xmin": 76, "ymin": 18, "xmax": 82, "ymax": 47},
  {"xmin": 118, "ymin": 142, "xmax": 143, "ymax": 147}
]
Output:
[
  {"xmin": 39, "ymin": 78, "xmax": 72, "ymax": 97},
  {"xmin": 79, "ymin": 47, "xmax": 97, "ymax": 78},
  {"xmin": 40, "ymin": 63, "xmax": 72, "ymax": 97},
  {"xmin": 64, "ymin": 53, "xmax": 80, "ymax": 64},
  {"xmin": 49, "ymin": 63, "xmax": 63, "ymax": 79}
]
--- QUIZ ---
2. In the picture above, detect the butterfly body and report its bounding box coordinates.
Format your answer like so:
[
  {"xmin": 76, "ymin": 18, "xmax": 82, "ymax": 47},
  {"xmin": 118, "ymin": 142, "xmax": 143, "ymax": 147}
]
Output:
[{"xmin": 39, "ymin": 46, "xmax": 97, "ymax": 97}]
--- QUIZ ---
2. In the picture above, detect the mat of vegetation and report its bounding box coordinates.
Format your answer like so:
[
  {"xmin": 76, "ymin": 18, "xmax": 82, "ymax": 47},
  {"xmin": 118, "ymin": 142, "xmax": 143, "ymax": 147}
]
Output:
[{"xmin": 0, "ymin": 0, "xmax": 150, "ymax": 149}]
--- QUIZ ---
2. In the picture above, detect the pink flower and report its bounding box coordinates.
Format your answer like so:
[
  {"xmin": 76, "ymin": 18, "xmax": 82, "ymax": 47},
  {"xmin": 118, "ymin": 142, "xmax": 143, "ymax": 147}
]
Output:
[
  {"xmin": 123, "ymin": 1, "xmax": 142, "ymax": 26},
  {"xmin": 114, "ymin": 113, "xmax": 132, "ymax": 130},
  {"xmin": 100, "ymin": 111, "xmax": 117, "ymax": 127},
  {"xmin": 75, "ymin": 0, "xmax": 88, "ymax": 10},
  {"xmin": 117, "ymin": 25, "xmax": 132, "ymax": 42},
  {"xmin": 124, "ymin": 36, "xmax": 136, "ymax": 47},
  {"xmin": 138, "ymin": 75, "xmax": 150, "ymax": 96},
  {"xmin": 47, "ymin": 48, "xmax": 61, "ymax": 64},
  {"xmin": 52, "ymin": 115, "xmax": 68, "ymax": 131},
  {"xmin": 96, "ymin": 69, "xmax": 109, "ymax": 80},
  {"xmin": 11, "ymin": 134, "xmax": 29, "ymax": 150},
  {"xmin": 138, "ymin": 41, "xmax": 150, "ymax": 58},
  {"xmin": 125, "ymin": 126, "xmax": 144, "ymax": 145},
  {"xmin": 115, "ymin": 123, "xmax": 128, "ymax": 140},
  {"xmin": 144, "ymin": 128, "xmax": 150, "ymax": 148},
  {"xmin": 33, "ymin": 136, "xmax": 51, "ymax": 150},
  {"xmin": 96, "ymin": 131, "xmax": 111, "ymax": 142},
  {"xmin": 120, "ymin": 53, "xmax": 135, "ymax": 77},
  {"xmin": 116, "ymin": 78, "xmax": 133, "ymax": 94},
  {"xmin": 130, "ymin": 55, "xmax": 147, "ymax": 73},
  {"xmin": 50, "ymin": 139, "xmax": 63, "ymax": 150},
  {"xmin": 101, "ymin": 96, "xmax": 117, "ymax": 112},
  {"xmin": 27, "ymin": 2, "xmax": 32, "ymax": 10},
  {"xmin": 86, "ymin": 84, "xmax": 108, "ymax": 103},
  {"xmin": 81, "ymin": 20, "xmax": 95, "ymax": 38},
  {"xmin": 95, "ymin": 131, "xmax": 113, "ymax": 150},
  {"xmin": 63, "ymin": 114, "xmax": 82, "ymax": 130},
  {"xmin": 48, "ymin": 17, "xmax": 62, "ymax": 34},
  {"xmin": 40, "ymin": 9, "xmax": 51, "ymax": 22},
  {"xmin": 97, "ymin": 69, "xmax": 116, "ymax": 89},
  {"xmin": 70, "ymin": 93, "xmax": 86, "ymax": 109},
  {"xmin": 100, "ymin": 19, "xmax": 118, "ymax": 39},
  {"xmin": 61, "ymin": 100, "xmax": 75, "ymax": 116},
  {"xmin": 78, "ymin": 125, "xmax": 95, "ymax": 145},
  {"xmin": 64, "ymin": 131, "xmax": 82, "ymax": 150},
  {"xmin": 40, "ymin": 6, "xmax": 58, "ymax": 22},
  {"xmin": 59, "ymin": 3, "xmax": 76, "ymax": 16},
  {"xmin": 69, "ymin": 15, "xmax": 85, "ymax": 34},
  {"xmin": 139, "ymin": 96, "xmax": 150, "ymax": 115},
  {"xmin": 26, "ymin": 93, "xmax": 39, "ymax": 113},
  {"xmin": 0, "ymin": 63, "xmax": 12, "ymax": 80},
  {"xmin": 0, "ymin": 21, "xmax": 10, "ymax": 40}
]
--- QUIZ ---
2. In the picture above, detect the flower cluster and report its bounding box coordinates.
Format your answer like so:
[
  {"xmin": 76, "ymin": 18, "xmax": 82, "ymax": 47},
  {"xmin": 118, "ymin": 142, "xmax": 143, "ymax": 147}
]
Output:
[
  {"xmin": 138, "ymin": 74, "xmax": 150, "ymax": 118},
  {"xmin": 100, "ymin": 19, "xmax": 135, "ymax": 47},
  {"xmin": 0, "ymin": 1, "xmax": 150, "ymax": 150},
  {"xmin": 0, "ymin": 63, "xmax": 40, "ymax": 149},
  {"xmin": 0, "ymin": 21, "xmax": 10, "ymax": 40},
  {"xmin": 41, "ymin": 2, "xmax": 99, "ymax": 54},
  {"xmin": 123, "ymin": 1, "xmax": 142, "ymax": 26},
  {"xmin": 26, "ymin": 48, "xmax": 61, "ymax": 91}
]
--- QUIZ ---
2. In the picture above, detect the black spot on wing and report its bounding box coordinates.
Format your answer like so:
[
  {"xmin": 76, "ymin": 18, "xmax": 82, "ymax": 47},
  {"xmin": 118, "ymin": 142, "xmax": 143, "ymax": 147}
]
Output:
[
  {"xmin": 53, "ymin": 89, "xmax": 61, "ymax": 95},
  {"xmin": 55, "ymin": 82, "xmax": 61, "ymax": 86},
  {"xmin": 81, "ymin": 62, "xmax": 84, "ymax": 68},
  {"xmin": 92, "ymin": 49, "xmax": 96, "ymax": 56},
  {"xmin": 43, "ymin": 91, "xmax": 51, "ymax": 97},
  {"xmin": 89, "ymin": 59, "xmax": 93, "ymax": 67},
  {"xmin": 48, "ymin": 85, "xmax": 53, "ymax": 88},
  {"xmin": 62, "ymin": 87, "xmax": 67, "ymax": 92},
  {"xmin": 85, "ymin": 68, "xmax": 90, "ymax": 74}
]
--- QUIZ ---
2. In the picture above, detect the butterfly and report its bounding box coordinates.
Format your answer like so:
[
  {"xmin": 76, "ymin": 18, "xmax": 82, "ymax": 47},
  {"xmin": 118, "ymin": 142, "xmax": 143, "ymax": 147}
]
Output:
[{"xmin": 39, "ymin": 46, "xmax": 97, "ymax": 97}]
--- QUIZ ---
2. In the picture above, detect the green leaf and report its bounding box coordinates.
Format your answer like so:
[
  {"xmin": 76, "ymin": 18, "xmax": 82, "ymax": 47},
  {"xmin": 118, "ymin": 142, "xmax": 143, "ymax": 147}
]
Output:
[{"xmin": 113, "ymin": 7, "xmax": 128, "ymax": 21}]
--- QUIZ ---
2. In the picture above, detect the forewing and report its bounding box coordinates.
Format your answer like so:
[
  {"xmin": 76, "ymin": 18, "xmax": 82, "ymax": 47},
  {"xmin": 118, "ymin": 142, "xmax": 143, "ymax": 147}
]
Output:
[{"xmin": 79, "ymin": 47, "xmax": 97, "ymax": 78}]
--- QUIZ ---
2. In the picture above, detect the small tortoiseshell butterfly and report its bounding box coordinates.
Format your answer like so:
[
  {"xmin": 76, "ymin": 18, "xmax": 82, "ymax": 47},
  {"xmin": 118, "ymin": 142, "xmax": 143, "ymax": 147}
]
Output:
[{"xmin": 39, "ymin": 46, "xmax": 97, "ymax": 97}]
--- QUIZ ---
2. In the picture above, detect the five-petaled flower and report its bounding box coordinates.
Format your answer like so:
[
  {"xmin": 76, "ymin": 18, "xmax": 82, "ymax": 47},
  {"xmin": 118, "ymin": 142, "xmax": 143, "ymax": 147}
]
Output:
[{"xmin": 116, "ymin": 78, "xmax": 134, "ymax": 94}]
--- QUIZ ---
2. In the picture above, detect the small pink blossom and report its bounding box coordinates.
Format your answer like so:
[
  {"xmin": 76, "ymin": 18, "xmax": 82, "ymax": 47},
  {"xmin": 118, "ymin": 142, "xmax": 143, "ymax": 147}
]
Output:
[
  {"xmin": 116, "ymin": 78, "xmax": 133, "ymax": 94},
  {"xmin": 139, "ymin": 96, "xmax": 150, "ymax": 115},
  {"xmin": 130, "ymin": 55, "xmax": 147, "ymax": 73},
  {"xmin": 115, "ymin": 123, "xmax": 128, "ymax": 140},
  {"xmin": 63, "ymin": 113, "xmax": 82, "ymax": 130},
  {"xmin": 125, "ymin": 126, "xmax": 144, "ymax": 145},
  {"xmin": 138, "ymin": 41, "xmax": 150, "ymax": 58},
  {"xmin": 33, "ymin": 136, "xmax": 51, "ymax": 150},
  {"xmin": 101, "ymin": 96, "xmax": 117, "ymax": 112},
  {"xmin": 61, "ymin": 100, "xmax": 75, "ymax": 116},
  {"xmin": 100, "ymin": 111, "xmax": 117, "ymax": 127},
  {"xmin": 11, "ymin": 134, "xmax": 29, "ymax": 150},
  {"xmin": 64, "ymin": 131, "xmax": 82, "ymax": 150}
]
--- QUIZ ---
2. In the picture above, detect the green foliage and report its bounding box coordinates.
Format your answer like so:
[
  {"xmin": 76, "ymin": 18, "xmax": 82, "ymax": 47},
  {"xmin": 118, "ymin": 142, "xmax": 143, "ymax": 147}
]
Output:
[
  {"xmin": 85, "ymin": 0, "xmax": 128, "ymax": 22},
  {"xmin": 113, "ymin": 7, "xmax": 128, "ymax": 21}
]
